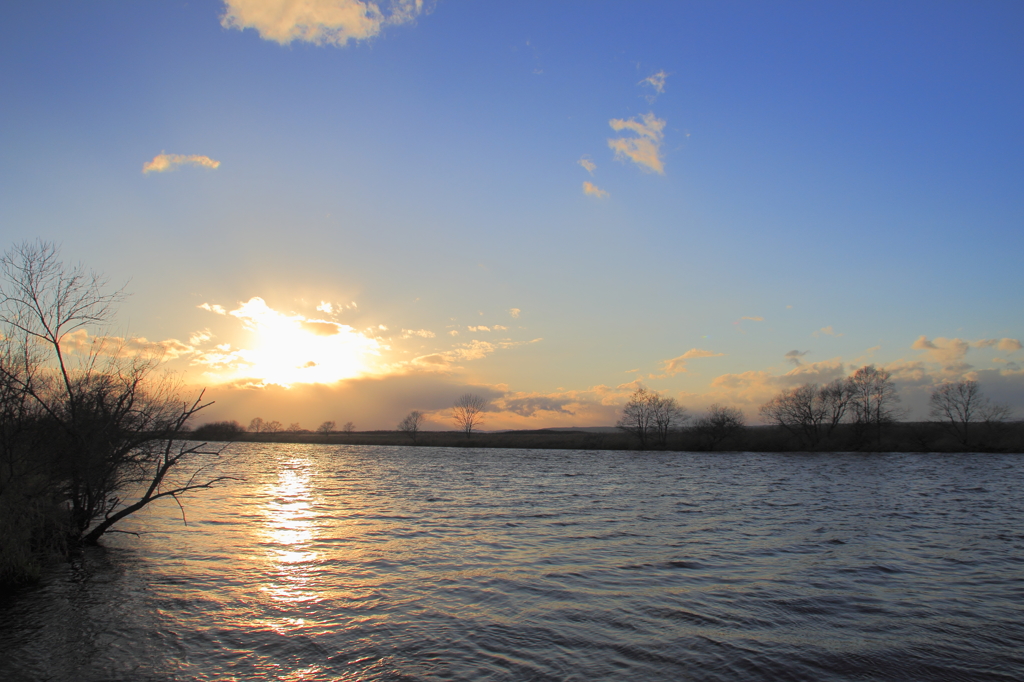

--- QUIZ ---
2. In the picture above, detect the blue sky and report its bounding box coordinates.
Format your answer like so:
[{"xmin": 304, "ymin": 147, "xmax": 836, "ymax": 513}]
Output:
[{"xmin": 2, "ymin": 1, "xmax": 1022, "ymax": 429}]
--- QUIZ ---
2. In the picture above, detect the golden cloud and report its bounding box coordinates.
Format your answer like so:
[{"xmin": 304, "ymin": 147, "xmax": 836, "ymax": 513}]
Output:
[
  {"xmin": 220, "ymin": 0, "xmax": 425, "ymax": 46},
  {"xmin": 582, "ymin": 181, "xmax": 609, "ymax": 198},
  {"xmin": 143, "ymin": 153, "xmax": 220, "ymax": 174},
  {"xmin": 608, "ymin": 112, "xmax": 666, "ymax": 174}
]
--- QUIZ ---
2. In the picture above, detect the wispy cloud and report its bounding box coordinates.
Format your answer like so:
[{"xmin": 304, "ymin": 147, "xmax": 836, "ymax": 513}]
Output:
[
  {"xmin": 582, "ymin": 181, "xmax": 609, "ymax": 198},
  {"xmin": 198, "ymin": 302, "xmax": 227, "ymax": 315},
  {"xmin": 814, "ymin": 326, "xmax": 843, "ymax": 337},
  {"xmin": 608, "ymin": 112, "xmax": 666, "ymax": 174},
  {"xmin": 639, "ymin": 70, "xmax": 668, "ymax": 101},
  {"xmin": 509, "ymin": 308, "xmax": 521, "ymax": 319},
  {"xmin": 577, "ymin": 156, "xmax": 596, "ymax": 175},
  {"xmin": 143, "ymin": 153, "xmax": 220, "ymax": 174},
  {"xmin": 220, "ymin": 0, "xmax": 426, "ymax": 47},
  {"xmin": 785, "ymin": 349, "xmax": 809, "ymax": 366},
  {"xmin": 401, "ymin": 328, "xmax": 435, "ymax": 338},
  {"xmin": 59, "ymin": 329, "xmax": 194, "ymax": 360},
  {"xmin": 411, "ymin": 338, "xmax": 540, "ymax": 371},
  {"xmin": 659, "ymin": 348, "xmax": 725, "ymax": 376}
]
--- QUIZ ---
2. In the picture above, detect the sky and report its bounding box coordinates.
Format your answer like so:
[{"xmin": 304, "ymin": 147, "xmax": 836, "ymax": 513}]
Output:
[{"xmin": 2, "ymin": 0, "xmax": 1022, "ymax": 430}]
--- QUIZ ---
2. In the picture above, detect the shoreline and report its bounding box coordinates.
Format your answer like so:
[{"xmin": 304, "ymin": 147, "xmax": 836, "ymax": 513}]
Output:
[{"xmin": 189, "ymin": 422, "xmax": 1024, "ymax": 454}]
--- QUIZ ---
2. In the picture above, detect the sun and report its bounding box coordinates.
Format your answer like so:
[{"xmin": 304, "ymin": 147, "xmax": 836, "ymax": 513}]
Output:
[{"xmin": 201, "ymin": 297, "xmax": 380, "ymax": 386}]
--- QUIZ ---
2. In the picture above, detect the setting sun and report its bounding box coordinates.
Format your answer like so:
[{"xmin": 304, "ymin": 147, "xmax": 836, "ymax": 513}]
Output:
[{"xmin": 196, "ymin": 297, "xmax": 380, "ymax": 387}]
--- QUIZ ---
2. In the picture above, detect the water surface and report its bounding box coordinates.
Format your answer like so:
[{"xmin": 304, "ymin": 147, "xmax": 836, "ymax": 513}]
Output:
[{"xmin": 2, "ymin": 446, "xmax": 1022, "ymax": 681}]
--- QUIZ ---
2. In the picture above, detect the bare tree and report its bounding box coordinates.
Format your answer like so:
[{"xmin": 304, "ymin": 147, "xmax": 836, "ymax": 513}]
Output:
[
  {"xmin": 248, "ymin": 417, "xmax": 264, "ymax": 433},
  {"xmin": 398, "ymin": 410, "xmax": 425, "ymax": 442},
  {"xmin": 263, "ymin": 420, "xmax": 282, "ymax": 434},
  {"xmin": 452, "ymin": 394, "xmax": 486, "ymax": 437},
  {"xmin": 0, "ymin": 241, "xmax": 228, "ymax": 552},
  {"xmin": 287, "ymin": 422, "xmax": 301, "ymax": 432},
  {"xmin": 759, "ymin": 378, "xmax": 856, "ymax": 447},
  {"xmin": 617, "ymin": 386, "xmax": 683, "ymax": 449},
  {"xmin": 849, "ymin": 365, "xmax": 902, "ymax": 445},
  {"xmin": 342, "ymin": 421, "xmax": 355, "ymax": 434},
  {"xmin": 316, "ymin": 420, "xmax": 336, "ymax": 436},
  {"xmin": 692, "ymin": 404, "xmax": 745, "ymax": 450},
  {"xmin": 651, "ymin": 394, "xmax": 688, "ymax": 447},
  {"xmin": 929, "ymin": 380, "xmax": 1010, "ymax": 446}
]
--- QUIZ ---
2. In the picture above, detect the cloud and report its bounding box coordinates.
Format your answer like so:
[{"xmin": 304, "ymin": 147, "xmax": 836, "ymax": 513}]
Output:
[
  {"xmin": 220, "ymin": 0, "xmax": 425, "ymax": 47},
  {"xmin": 696, "ymin": 359, "xmax": 848, "ymax": 417},
  {"xmin": 189, "ymin": 330, "xmax": 213, "ymax": 345},
  {"xmin": 59, "ymin": 329, "xmax": 194, "ymax": 360},
  {"xmin": 401, "ymin": 328, "xmax": 435, "ymax": 338},
  {"xmin": 578, "ymin": 157, "xmax": 596, "ymax": 175},
  {"xmin": 509, "ymin": 308, "xmax": 521, "ymax": 318},
  {"xmin": 814, "ymin": 326, "xmax": 843, "ymax": 337},
  {"xmin": 199, "ymin": 302, "xmax": 227, "ymax": 314},
  {"xmin": 582, "ymin": 181, "xmax": 609, "ymax": 198},
  {"xmin": 639, "ymin": 70, "xmax": 668, "ymax": 101},
  {"xmin": 410, "ymin": 338, "xmax": 538, "ymax": 372},
  {"xmin": 912, "ymin": 335, "xmax": 1023, "ymax": 373},
  {"xmin": 143, "ymin": 153, "xmax": 220, "ymax": 174},
  {"xmin": 300, "ymin": 320, "xmax": 343, "ymax": 336},
  {"xmin": 501, "ymin": 395, "xmax": 576, "ymax": 417},
  {"xmin": 467, "ymin": 326, "xmax": 490, "ymax": 332},
  {"xmin": 608, "ymin": 112, "xmax": 666, "ymax": 174},
  {"xmin": 785, "ymin": 350, "xmax": 809, "ymax": 366},
  {"xmin": 317, "ymin": 301, "xmax": 334, "ymax": 314},
  {"xmin": 659, "ymin": 348, "xmax": 725, "ymax": 376},
  {"xmin": 972, "ymin": 337, "xmax": 1023, "ymax": 352},
  {"xmin": 741, "ymin": 316, "xmax": 764, "ymax": 322}
]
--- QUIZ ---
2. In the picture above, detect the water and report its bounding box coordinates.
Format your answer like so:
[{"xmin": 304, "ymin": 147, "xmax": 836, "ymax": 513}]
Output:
[{"xmin": 1, "ymin": 445, "xmax": 1022, "ymax": 681}]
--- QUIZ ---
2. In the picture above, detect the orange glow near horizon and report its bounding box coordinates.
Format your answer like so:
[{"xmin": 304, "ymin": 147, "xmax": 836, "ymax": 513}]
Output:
[{"xmin": 198, "ymin": 297, "xmax": 381, "ymax": 387}]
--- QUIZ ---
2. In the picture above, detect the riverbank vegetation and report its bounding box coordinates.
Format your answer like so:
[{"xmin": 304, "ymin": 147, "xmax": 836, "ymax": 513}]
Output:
[
  {"xmin": 0, "ymin": 242, "xmax": 224, "ymax": 589},
  {"xmin": 192, "ymin": 420, "xmax": 1024, "ymax": 453},
  {"xmin": 215, "ymin": 375, "xmax": 1019, "ymax": 453}
]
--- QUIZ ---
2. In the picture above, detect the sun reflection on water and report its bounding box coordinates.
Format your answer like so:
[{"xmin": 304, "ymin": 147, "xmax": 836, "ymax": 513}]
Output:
[{"xmin": 261, "ymin": 458, "xmax": 320, "ymax": 606}]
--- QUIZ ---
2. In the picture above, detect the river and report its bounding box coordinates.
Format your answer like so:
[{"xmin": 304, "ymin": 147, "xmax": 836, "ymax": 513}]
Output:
[{"xmin": 1, "ymin": 445, "xmax": 1022, "ymax": 681}]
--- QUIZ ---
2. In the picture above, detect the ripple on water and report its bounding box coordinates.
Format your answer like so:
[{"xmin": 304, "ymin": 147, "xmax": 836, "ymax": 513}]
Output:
[{"xmin": 1, "ymin": 447, "xmax": 1023, "ymax": 681}]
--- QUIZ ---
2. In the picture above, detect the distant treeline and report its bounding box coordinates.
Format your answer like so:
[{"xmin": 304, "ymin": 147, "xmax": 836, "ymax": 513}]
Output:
[{"xmin": 188, "ymin": 421, "xmax": 1024, "ymax": 453}]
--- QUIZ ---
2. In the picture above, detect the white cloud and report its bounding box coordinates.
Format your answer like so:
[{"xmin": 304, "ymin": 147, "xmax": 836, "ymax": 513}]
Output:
[
  {"xmin": 198, "ymin": 302, "xmax": 227, "ymax": 315},
  {"xmin": 220, "ymin": 0, "xmax": 425, "ymax": 47},
  {"xmin": 608, "ymin": 112, "xmax": 666, "ymax": 174},
  {"xmin": 582, "ymin": 181, "xmax": 609, "ymax": 198},
  {"xmin": 401, "ymin": 328, "xmax": 435, "ymax": 338},
  {"xmin": 317, "ymin": 301, "xmax": 334, "ymax": 314},
  {"xmin": 143, "ymin": 153, "xmax": 220, "ymax": 174},
  {"xmin": 509, "ymin": 308, "xmax": 521, "ymax": 318},
  {"xmin": 578, "ymin": 156, "xmax": 596, "ymax": 175}
]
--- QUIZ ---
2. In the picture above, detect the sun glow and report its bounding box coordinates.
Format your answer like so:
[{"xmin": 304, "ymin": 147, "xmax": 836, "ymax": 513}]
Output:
[{"xmin": 197, "ymin": 297, "xmax": 380, "ymax": 387}]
